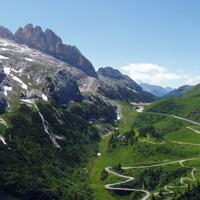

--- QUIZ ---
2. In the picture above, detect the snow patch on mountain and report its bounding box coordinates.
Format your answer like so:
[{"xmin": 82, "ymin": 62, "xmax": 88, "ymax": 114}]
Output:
[
  {"xmin": 11, "ymin": 75, "xmax": 27, "ymax": 90},
  {"xmin": 0, "ymin": 136, "xmax": 7, "ymax": 145},
  {"xmin": 126, "ymin": 87, "xmax": 140, "ymax": 94},
  {"xmin": 4, "ymin": 86, "xmax": 12, "ymax": 96},
  {"xmin": 0, "ymin": 55, "xmax": 9, "ymax": 60},
  {"xmin": 25, "ymin": 57, "xmax": 34, "ymax": 62},
  {"xmin": 11, "ymin": 68, "xmax": 23, "ymax": 74},
  {"xmin": 42, "ymin": 94, "xmax": 48, "ymax": 101}
]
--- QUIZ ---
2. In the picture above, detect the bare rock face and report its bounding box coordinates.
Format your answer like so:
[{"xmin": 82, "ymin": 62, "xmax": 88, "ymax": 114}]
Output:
[
  {"xmin": 45, "ymin": 69, "xmax": 82, "ymax": 106},
  {"xmin": 14, "ymin": 24, "xmax": 97, "ymax": 78},
  {"xmin": 97, "ymin": 66, "xmax": 156, "ymax": 102},
  {"xmin": 0, "ymin": 26, "xmax": 14, "ymax": 40},
  {"xmin": 0, "ymin": 36, "xmax": 84, "ymax": 110},
  {"xmin": 98, "ymin": 66, "xmax": 125, "ymax": 80}
]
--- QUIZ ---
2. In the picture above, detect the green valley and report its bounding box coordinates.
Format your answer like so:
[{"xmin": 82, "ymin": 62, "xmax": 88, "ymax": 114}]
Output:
[{"xmin": 89, "ymin": 93, "xmax": 200, "ymax": 200}]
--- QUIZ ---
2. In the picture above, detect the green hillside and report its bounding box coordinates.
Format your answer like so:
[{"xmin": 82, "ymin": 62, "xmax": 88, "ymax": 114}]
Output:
[
  {"xmin": 89, "ymin": 100, "xmax": 200, "ymax": 200},
  {"xmin": 147, "ymin": 84, "xmax": 200, "ymax": 121},
  {"xmin": 0, "ymin": 102, "xmax": 99, "ymax": 200}
]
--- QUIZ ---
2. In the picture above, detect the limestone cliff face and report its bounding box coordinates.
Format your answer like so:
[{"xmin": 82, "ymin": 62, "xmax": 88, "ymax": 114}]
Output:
[{"xmin": 14, "ymin": 24, "xmax": 97, "ymax": 78}]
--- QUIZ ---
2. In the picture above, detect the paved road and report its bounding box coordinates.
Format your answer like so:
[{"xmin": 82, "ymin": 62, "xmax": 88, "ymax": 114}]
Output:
[
  {"xmin": 187, "ymin": 126, "xmax": 200, "ymax": 134},
  {"xmin": 144, "ymin": 111, "xmax": 200, "ymax": 126},
  {"xmin": 105, "ymin": 167, "xmax": 150, "ymax": 200},
  {"xmin": 105, "ymin": 158, "xmax": 200, "ymax": 200},
  {"xmin": 104, "ymin": 111, "xmax": 200, "ymax": 199},
  {"xmin": 173, "ymin": 115, "xmax": 200, "ymax": 126}
]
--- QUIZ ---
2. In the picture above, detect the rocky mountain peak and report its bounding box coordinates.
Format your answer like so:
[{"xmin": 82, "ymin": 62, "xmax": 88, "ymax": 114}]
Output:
[
  {"xmin": 24, "ymin": 23, "xmax": 34, "ymax": 31},
  {"xmin": 44, "ymin": 28, "xmax": 62, "ymax": 52},
  {"xmin": 98, "ymin": 66, "xmax": 124, "ymax": 79},
  {"xmin": 14, "ymin": 24, "xmax": 46, "ymax": 50},
  {"xmin": 0, "ymin": 26, "xmax": 14, "ymax": 40},
  {"xmin": 14, "ymin": 24, "xmax": 97, "ymax": 78}
]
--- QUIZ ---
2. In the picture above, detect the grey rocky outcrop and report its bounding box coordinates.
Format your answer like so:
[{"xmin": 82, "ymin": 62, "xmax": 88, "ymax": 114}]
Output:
[
  {"xmin": 14, "ymin": 24, "xmax": 97, "ymax": 78},
  {"xmin": 45, "ymin": 69, "xmax": 82, "ymax": 106}
]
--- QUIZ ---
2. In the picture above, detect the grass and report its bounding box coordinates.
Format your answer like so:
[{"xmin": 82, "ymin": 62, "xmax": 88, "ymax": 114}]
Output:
[
  {"xmin": 89, "ymin": 136, "xmax": 120, "ymax": 200},
  {"xmin": 190, "ymin": 125, "xmax": 200, "ymax": 131},
  {"xmin": 89, "ymin": 100, "xmax": 200, "ymax": 200},
  {"xmin": 89, "ymin": 101, "xmax": 139, "ymax": 200},
  {"xmin": 165, "ymin": 126, "xmax": 200, "ymax": 144},
  {"xmin": 146, "ymin": 85, "xmax": 200, "ymax": 122},
  {"xmin": 116, "ymin": 101, "xmax": 138, "ymax": 134}
]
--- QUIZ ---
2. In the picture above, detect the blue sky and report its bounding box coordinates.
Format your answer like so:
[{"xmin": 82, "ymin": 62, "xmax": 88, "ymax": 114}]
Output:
[{"xmin": 1, "ymin": 0, "xmax": 200, "ymax": 88}]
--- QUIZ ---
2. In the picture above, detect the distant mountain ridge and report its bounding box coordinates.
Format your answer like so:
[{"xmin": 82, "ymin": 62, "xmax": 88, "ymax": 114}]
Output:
[
  {"xmin": 165, "ymin": 85, "xmax": 194, "ymax": 97},
  {"xmin": 140, "ymin": 83, "xmax": 173, "ymax": 97},
  {"xmin": 147, "ymin": 84, "xmax": 200, "ymax": 122},
  {"xmin": 97, "ymin": 67, "xmax": 156, "ymax": 102}
]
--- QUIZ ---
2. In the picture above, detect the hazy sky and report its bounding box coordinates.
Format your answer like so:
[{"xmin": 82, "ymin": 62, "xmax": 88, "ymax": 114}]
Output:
[{"xmin": 1, "ymin": 0, "xmax": 200, "ymax": 88}]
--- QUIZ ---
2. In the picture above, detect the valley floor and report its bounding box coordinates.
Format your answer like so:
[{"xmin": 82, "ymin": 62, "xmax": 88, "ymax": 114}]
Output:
[{"xmin": 89, "ymin": 101, "xmax": 200, "ymax": 200}]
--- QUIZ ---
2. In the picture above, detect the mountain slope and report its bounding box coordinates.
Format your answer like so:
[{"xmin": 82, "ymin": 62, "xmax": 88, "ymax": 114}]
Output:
[
  {"xmin": 0, "ymin": 102, "xmax": 99, "ymax": 200},
  {"xmin": 147, "ymin": 84, "xmax": 200, "ymax": 121},
  {"xmin": 165, "ymin": 85, "xmax": 194, "ymax": 97},
  {"xmin": 0, "ymin": 37, "xmax": 156, "ymax": 115},
  {"xmin": 0, "ymin": 37, "xmax": 82, "ymax": 108},
  {"xmin": 0, "ymin": 24, "xmax": 97, "ymax": 78},
  {"xmin": 97, "ymin": 67, "xmax": 156, "ymax": 102},
  {"xmin": 140, "ymin": 83, "xmax": 173, "ymax": 97},
  {"xmin": 0, "ymin": 36, "xmax": 119, "ymax": 126}
]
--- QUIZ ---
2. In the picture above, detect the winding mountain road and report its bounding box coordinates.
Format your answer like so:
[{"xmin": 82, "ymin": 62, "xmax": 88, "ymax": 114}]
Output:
[
  {"xmin": 105, "ymin": 158, "xmax": 200, "ymax": 200},
  {"xmin": 104, "ymin": 111, "xmax": 200, "ymax": 199},
  {"xmin": 173, "ymin": 115, "xmax": 200, "ymax": 126},
  {"xmin": 187, "ymin": 126, "xmax": 200, "ymax": 134},
  {"xmin": 105, "ymin": 167, "xmax": 150, "ymax": 200}
]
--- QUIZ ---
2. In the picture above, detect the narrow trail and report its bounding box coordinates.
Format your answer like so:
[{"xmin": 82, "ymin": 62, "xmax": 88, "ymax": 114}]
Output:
[{"xmin": 104, "ymin": 111, "xmax": 200, "ymax": 199}]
